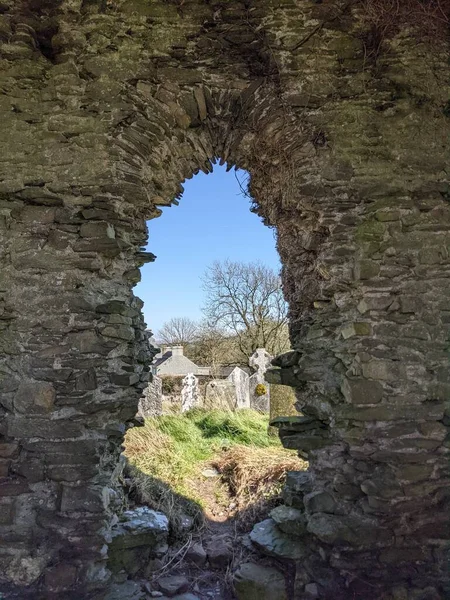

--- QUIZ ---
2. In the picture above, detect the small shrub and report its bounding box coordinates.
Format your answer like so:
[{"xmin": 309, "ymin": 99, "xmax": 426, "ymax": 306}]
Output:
[
  {"xmin": 255, "ymin": 383, "xmax": 267, "ymax": 397},
  {"xmin": 161, "ymin": 375, "xmax": 181, "ymax": 395}
]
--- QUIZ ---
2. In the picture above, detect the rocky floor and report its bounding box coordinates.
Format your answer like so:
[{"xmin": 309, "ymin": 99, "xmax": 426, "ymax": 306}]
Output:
[{"xmin": 108, "ymin": 514, "xmax": 295, "ymax": 600}]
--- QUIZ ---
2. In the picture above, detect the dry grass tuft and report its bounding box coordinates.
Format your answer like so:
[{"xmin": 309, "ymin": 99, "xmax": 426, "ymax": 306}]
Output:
[
  {"xmin": 215, "ymin": 445, "xmax": 305, "ymax": 529},
  {"xmin": 360, "ymin": 0, "xmax": 450, "ymax": 50}
]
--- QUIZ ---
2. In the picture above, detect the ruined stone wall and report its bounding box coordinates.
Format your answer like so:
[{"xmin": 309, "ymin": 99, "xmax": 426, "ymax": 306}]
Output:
[{"xmin": 0, "ymin": 1, "xmax": 449, "ymax": 598}]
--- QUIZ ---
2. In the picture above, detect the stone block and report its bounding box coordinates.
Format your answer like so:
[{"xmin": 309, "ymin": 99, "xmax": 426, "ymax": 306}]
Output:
[
  {"xmin": 357, "ymin": 294, "xmax": 393, "ymax": 313},
  {"xmin": 341, "ymin": 378, "xmax": 383, "ymax": 405},
  {"xmin": 14, "ymin": 381, "xmax": 55, "ymax": 414},
  {"xmin": 60, "ymin": 484, "xmax": 109, "ymax": 513},
  {"xmin": 234, "ymin": 562, "xmax": 287, "ymax": 600},
  {"xmin": 0, "ymin": 500, "xmax": 15, "ymax": 525},
  {"xmin": 270, "ymin": 505, "xmax": 307, "ymax": 536},
  {"xmin": 95, "ymin": 301, "xmax": 139, "ymax": 317},
  {"xmin": 157, "ymin": 575, "xmax": 189, "ymax": 596},
  {"xmin": 305, "ymin": 489, "xmax": 336, "ymax": 514},
  {"xmin": 362, "ymin": 360, "xmax": 404, "ymax": 382},
  {"xmin": 307, "ymin": 513, "xmax": 392, "ymax": 546},
  {"xmin": 0, "ymin": 459, "xmax": 10, "ymax": 477},
  {"xmin": 206, "ymin": 537, "xmax": 233, "ymax": 568},
  {"xmin": 0, "ymin": 478, "xmax": 30, "ymax": 497},
  {"xmin": 250, "ymin": 518, "xmax": 306, "ymax": 560},
  {"xmin": 338, "ymin": 401, "xmax": 444, "ymax": 421},
  {"xmin": 0, "ymin": 442, "xmax": 19, "ymax": 458},
  {"xmin": 341, "ymin": 322, "xmax": 372, "ymax": 339},
  {"xmin": 45, "ymin": 563, "xmax": 78, "ymax": 591},
  {"xmin": 108, "ymin": 507, "xmax": 169, "ymax": 576},
  {"xmin": 73, "ymin": 238, "xmax": 123, "ymax": 257},
  {"xmin": 7, "ymin": 416, "xmax": 82, "ymax": 439},
  {"xmin": 67, "ymin": 331, "xmax": 109, "ymax": 354},
  {"xmin": 47, "ymin": 464, "xmax": 98, "ymax": 482},
  {"xmin": 418, "ymin": 247, "xmax": 445, "ymax": 264},
  {"xmin": 101, "ymin": 325, "xmax": 135, "ymax": 341},
  {"xmin": 109, "ymin": 373, "xmax": 140, "ymax": 386},
  {"xmin": 399, "ymin": 295, "xmax": 423, "ymax": 313},
  {"xmin": 75, "ymin": 368, "xmax": 97, "ymax": 391},
  {"xmin": 379, "ymin": 547, "xmax": 430, "ymax": 564},
  {"xmin": 80, "ymin": 221, "xmax": 115, "ymax": 239},
  {"xmin": 185, "ymin": 542, "xmax": 207, "ymax": 566},
  {"xmin": 11, "ymin": 455, "xmax": 44, "ymax": 483},
  {"xmin": 354, "ymin": 260, "xmax": 380, "ymax": 280}
]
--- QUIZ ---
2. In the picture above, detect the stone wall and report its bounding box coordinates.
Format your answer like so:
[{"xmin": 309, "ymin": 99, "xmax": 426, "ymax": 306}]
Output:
[{"xmin": 0, "ymin": 1, "xmax": 449, "ymax": 598}]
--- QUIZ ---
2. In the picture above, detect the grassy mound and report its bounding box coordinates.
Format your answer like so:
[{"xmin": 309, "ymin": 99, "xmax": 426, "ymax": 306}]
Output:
[{"xmin": 124, "ymin": 409, "xmax": 303, "ymax": 536}]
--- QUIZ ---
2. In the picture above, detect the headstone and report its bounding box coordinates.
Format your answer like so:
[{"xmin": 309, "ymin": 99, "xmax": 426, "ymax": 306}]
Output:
[
  {"xmin": 181, "ymin": 373, "xmax": 200, "ymax": 412},
  {"xmin": 227, "ymin": 367, "xmax": 250, "ymax": 409},
  {"xmin": 249, "ymin": 347, "xmax": 273, "ymax": 374},
  {"xmin": 138, "ymin": 375, "xmax": 162, "ymax": 417},
  {"xmin": 249, "ymin": 372, "xmax": 270, "ymax": 412},
  {"xmin": 205, "ymin": 380, "xmax": 236, "ymax": 410},
  {"xmin": 249, "ymin": 348, "xmax": 273, "ymax": 412},
  {"xmin": 269, "ymin": 384, "xmax": 297, "ymax": 424}
]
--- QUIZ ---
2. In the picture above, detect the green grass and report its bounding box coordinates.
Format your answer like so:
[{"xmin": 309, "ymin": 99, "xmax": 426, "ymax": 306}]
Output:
[
  {"xmin": 123, "ymin": 409, "xmax": 296, "ymax": 536},
  {"xmin": 125, "ymin": 409, "xmax": 280, "ymax": 491}
]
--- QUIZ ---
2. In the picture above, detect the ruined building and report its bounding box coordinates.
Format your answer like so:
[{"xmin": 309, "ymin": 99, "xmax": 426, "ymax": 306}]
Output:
[{"xmin": 0, "ymin": 1, "xmax": 449, "ymax": 598}]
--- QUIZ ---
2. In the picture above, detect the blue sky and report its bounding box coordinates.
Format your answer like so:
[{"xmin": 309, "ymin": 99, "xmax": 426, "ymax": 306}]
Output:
[{"xmin": 135, "ymin": 163, "xmax": 281, "ymax": 334}]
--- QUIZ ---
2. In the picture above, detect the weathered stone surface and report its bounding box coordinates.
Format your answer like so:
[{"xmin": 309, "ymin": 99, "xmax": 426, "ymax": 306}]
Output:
[
  {"xmin": 104, "ymin": 581, "xmax": 146, "ymax": 600},
  {"xmin": 206, "ymin": 536, "xmax": 233, "ymax": 568},
  {"xmin": 234, "ymin": 562, "xmax": 287, "ymax": 600},
  {"xmin": 307, "ymin": 513, "xmax": 392, "ymax": 547},
  {"xmin": 227, "ymin": 366, "xmax": 250, "ymax": 409},
  {"xmin": 108, "ymin": 507, "xmax": 169, "ymax": 577},
  {"xmin": 186, "ymin": 542, "xmax": 207, "ymax": 566},
  {"xmin": 304, "ymin": 492, "xmax": 336, "ymax": 515},
  {"xmin": 110, "ymin": 507, "xmax": 169, "ymax": 550},
  {"xmin": 139, "ymin": 375, "xmax": 163, "ymax": 417},
  {"xmin": 0, "ymin": 2, "xmax": 449, "ymax": 598},
  {"xmin": 157, "ymin": 575, "xmax": 189, "ymax": 596},
  {"xmin": 270, "ymin": 505, "xmax": 307, "ymax": 536},
  {"xmin": 250, "ymin": 519, "xmax": 306, "ymax": 560},
  {"xmin": 205, "ymin": 380, "xmax": 236, "ymax": 410},
  {"xmin": 181, "ymin": 373, "xmax": 201, "ymax": 412},
  {"xmin": 14, "ymin": 381, "xmax": 55, "ymax": 414},
  {"xmin": 341, "ymin": 378, "xmax": 383, "ymax": 405}
]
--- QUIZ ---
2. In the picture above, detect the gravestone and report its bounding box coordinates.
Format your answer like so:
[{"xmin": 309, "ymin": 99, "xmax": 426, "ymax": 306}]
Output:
[
  {"xmin": 181, "ymin": 373, "xmax": 200, "ymax": 412},
  {"xmin": 249, "ymin": 348, "xmax": 273, "ymax": 374},
  {"xmin": 227, "ymin": 366, "xmax": 250, "ymax": 409},
  {"xmin": 249, "ymin": 348, "xmax": 272, "ymax": 412},
  {"xmin": 138, "ymin": 375, "xmax": 162, "ymax": 417},
  {"xmin": 205, "ymin": 380, "xmax": 236, "ymax": 410}
]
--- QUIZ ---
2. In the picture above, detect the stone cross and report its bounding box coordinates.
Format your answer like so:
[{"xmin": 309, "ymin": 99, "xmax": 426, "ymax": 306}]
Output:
[
  {"xmin": 249, "ymin": 348, "xmax": 273, "ymax": 375},
  {"xmin": 181, "ymin": 373, "xmax": 200, "ymax": 412}
]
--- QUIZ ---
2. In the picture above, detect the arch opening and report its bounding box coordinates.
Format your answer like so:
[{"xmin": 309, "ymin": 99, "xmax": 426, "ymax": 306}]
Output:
[{"xmin": 0, "ymin": 2, "xmax": 449, "ymax": 598}]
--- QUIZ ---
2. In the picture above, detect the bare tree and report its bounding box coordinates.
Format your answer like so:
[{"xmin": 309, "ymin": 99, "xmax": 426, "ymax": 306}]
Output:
[
  {"xmin": 157, "ymin": 317, "xmax": 199, "ymax": 346},
  {"xmin": 188, "ymin": 321, "xmax": 233, "ymax": 376},
  {"xmin": 202, "ymin": 260, "xmax": 289, "ymax": 360}
]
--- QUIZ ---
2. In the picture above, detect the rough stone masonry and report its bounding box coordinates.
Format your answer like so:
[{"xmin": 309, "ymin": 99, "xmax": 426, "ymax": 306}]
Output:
[{"xmin": 0, "ymin": 1, "xmax": 449, "ymax": 598}]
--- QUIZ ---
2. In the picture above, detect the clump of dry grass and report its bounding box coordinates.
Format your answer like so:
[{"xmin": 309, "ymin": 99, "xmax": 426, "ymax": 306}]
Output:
[
  {"xmin": 360, "ymin": 0, "xmax": 450, "ymax": 48},
  {"xmin": 215, "ymin": 445, "xmax": 305, "ymax": 529}
]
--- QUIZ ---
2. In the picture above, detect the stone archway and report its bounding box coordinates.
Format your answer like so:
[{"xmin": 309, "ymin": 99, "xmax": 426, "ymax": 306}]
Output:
[{"xmin": 0, "ymin": 1, "xmax": 449, "ymax": 598}]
